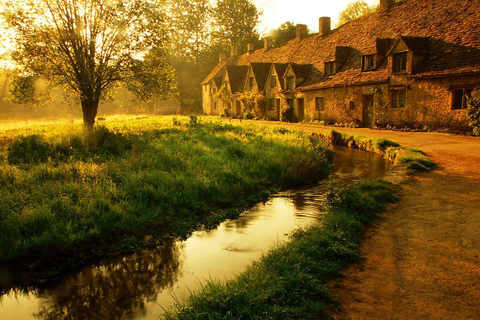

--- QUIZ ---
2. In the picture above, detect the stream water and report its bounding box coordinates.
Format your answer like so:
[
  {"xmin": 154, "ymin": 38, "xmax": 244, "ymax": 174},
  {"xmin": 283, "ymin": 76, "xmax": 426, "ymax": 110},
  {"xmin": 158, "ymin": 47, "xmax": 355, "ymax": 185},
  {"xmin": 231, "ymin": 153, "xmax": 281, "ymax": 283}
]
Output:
[{"xmin": 0, "ymin": 147, "xmax": 388, "ymax": 320}]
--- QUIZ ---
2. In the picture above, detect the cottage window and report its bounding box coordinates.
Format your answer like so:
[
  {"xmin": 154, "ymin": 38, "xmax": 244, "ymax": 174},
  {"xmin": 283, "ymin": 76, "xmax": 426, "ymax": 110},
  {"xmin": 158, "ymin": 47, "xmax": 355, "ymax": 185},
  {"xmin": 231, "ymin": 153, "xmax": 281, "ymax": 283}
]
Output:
[
  {"xmin": 286, "ymin": 76, "xmax": 295, "ymax": 90},
  {"xmin": 315, "ymin": 97, "xmax": 325, "ymax": 112},
  {"xmin": 248, "ymin": 76, "xmax": 254, "ymax": 89},
  {"xmin": 325, "ymin": 61, "xmax": 335, "ymax": 76},
  {"xmin": 271, "ymin": 75, "xmax": 277, "ymax": 88},
  {"xmin": 452, "ymin": 88, "xmax": 472, "ymax": 110},
  {"xmin": 267, "ymin": 98, "xmax": 275, "ymax": 110},
  {"xmin": 393, "ymin": 52, "xmax": 407, "ymax": 73},
  {"xmin": 349, "ymin": 101, "xmax": 355, "ymax": 110},
  {"xmin": 362, "ymin": 55, "xmax": 376, "ymax": 71},
  {"xmin": 391, "ymin": 89, "xmax": 406, "ymax": 108}
]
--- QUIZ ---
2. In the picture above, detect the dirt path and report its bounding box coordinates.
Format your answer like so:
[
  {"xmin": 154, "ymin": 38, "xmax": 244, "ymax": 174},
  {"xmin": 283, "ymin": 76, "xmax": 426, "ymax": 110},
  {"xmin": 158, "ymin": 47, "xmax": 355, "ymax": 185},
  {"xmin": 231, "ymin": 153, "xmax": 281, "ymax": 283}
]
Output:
[
  {"xmin": 230, "ymin": 120, "xmax": 480, "ymax": 319},
  {"xmin": 325, "ymin": 129, "xmax": 480, "ymax": 320}
]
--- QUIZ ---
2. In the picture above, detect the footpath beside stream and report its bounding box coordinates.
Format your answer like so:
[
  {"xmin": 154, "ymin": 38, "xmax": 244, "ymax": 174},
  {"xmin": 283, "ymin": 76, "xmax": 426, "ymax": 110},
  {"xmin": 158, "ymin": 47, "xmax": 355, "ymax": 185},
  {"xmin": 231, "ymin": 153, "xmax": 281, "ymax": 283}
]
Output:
[{"xmin": 240, "ymin": 120, "xmax": 480, "ymax": 319}]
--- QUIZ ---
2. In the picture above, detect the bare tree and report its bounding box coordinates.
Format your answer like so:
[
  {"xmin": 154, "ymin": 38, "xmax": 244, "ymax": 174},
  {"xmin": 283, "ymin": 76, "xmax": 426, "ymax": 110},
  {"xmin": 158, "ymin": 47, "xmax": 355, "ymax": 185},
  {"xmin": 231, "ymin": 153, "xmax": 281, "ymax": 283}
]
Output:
[{"xmin": 3, "ymin": 0, "xmax": 176, "ymax": 128}]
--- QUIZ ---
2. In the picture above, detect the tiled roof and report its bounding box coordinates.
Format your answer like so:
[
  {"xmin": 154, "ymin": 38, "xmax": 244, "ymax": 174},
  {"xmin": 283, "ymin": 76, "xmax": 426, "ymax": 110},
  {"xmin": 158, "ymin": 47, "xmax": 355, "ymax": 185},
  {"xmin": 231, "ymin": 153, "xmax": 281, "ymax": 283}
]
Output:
[
  {"xmin": 203, "ymin": 0, "xmax": 480, "ymax": 90},
  {"xmin": 290, "ymin": 63, "xmax": 313, "ymax": 80},
  {"xmin": 226, "ymin": 65, "xmax": 248, "ymax": 93},
  {"xmin": 201, "ymin": 57, "xmax": 236, "ymax": 85},
  {"xmin": 251, "ymin": 63, "xmax": 273, "ymax": 91}
]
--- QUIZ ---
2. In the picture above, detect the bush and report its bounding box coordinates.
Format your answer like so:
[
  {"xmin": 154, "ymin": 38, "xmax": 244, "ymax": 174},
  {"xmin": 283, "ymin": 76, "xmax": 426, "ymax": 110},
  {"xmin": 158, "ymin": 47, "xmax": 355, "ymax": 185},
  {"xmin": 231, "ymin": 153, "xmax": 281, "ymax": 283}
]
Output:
[
  {"xmin": 467, "ymin": 89, "xmax": 480, "ymax": 136},
  {"xmin": 7, "ymin": 135, "xmax": 52, "ymax": 164}
]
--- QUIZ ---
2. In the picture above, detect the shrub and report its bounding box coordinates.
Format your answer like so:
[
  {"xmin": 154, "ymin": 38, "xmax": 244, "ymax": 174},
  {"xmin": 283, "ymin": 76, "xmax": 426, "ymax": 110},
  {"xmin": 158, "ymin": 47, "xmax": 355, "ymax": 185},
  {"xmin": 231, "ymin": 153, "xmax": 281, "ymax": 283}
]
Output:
[
  {"xmin": 467, "ymin": 89, "xmax": 480, "ymax": 136},
  {"xmin": 7, "ymin": 135, "xmax": 52, "ymax": 164}
]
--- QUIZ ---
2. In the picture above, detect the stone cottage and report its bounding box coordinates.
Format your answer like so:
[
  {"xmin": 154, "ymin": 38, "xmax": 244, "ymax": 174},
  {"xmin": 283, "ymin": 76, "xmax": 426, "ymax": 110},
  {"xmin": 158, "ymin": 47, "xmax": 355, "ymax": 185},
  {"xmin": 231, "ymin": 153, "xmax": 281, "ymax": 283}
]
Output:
[{"xmin": 202, "ymin": 0, "xmax": 480, "ymax": 130}]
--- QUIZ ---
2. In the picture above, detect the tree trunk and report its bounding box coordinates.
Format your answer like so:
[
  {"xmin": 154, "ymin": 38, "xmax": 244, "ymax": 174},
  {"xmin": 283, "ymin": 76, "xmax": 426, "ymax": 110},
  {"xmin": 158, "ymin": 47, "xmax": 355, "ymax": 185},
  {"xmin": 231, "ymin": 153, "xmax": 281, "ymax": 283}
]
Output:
[{"xmin": 81, "ymin": 98, "xmax": 99, "ymax": 129}]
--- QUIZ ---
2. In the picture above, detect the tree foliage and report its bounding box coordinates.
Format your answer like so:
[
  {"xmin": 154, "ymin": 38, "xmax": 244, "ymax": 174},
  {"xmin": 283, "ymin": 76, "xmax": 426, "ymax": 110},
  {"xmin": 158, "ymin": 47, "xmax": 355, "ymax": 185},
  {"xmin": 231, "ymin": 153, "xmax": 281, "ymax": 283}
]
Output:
[
  {"xmin": 212, "ymin": 0, "xmax": 260, "ymax": 51},
  {"xmin": 336, "ymin": 0, "xmax": 377, "ymax": 28},
  {"xmin": 267, "ymin": 21, "xmax": 308, "ymax": 47},
  {"xmin": 3, "ymin": 0, "xmax": 176, "ymax": 127},
  {"xmin": 467, "ymin": 89, "xmax": 480, "ymax": 136}
]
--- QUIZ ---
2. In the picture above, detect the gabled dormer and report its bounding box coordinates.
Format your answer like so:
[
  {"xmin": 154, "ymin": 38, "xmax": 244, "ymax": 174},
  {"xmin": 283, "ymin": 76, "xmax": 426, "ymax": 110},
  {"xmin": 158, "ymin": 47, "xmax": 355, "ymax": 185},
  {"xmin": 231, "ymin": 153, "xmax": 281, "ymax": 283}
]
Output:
[
  {"xmin": 325, "ymin": 46, "xmax": 355, "ymax": 76},
  {"xmin": 264, "ymin": 63, "xmax": 289, "ymax": 92},
  {"xmin": 243, "ymin": 63, "xmax": 272, "ymax": 92},
  {"xmin": 386, "ymin": 36, "xmax": 428, "ymax": 75},
  {"xmin": 361, "ymin": 38, "xmax": 395, "ymax": 72},
  {"xmin": 283, "ymin": 63, "xmax": 312, "ymax": 91},
  {"xmin": 225, "ymin": 65, "xmax": 248, "ymax": 95}
]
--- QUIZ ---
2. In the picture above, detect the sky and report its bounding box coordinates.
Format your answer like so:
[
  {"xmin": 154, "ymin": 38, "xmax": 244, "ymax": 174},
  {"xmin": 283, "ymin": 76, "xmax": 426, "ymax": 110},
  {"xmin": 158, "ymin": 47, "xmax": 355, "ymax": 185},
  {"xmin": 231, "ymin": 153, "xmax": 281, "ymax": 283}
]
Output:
[{"xmin": 252, "ymin": 0, "xmax": 379, "ymax": 34}]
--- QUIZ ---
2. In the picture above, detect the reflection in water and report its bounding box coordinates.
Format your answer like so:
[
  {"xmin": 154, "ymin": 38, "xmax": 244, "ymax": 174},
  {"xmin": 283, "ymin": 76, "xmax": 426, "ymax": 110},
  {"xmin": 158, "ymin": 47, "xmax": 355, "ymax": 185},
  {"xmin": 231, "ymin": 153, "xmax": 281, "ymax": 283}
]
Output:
[
  {"xmin": 32, "ymin": 240, "xmax": 181, "ymax": 320},
  {"xmin": 0, "ymin": 147, "xmax": 388, "ymax": 320}
]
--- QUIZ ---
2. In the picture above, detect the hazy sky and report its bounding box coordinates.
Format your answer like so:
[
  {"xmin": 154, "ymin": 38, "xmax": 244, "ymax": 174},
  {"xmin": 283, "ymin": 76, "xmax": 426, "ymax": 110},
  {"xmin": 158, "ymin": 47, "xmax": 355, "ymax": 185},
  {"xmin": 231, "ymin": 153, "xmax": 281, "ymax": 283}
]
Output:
[{"xmin": 252, "ymin": 0, "xmax": 379, "ymax": 34}]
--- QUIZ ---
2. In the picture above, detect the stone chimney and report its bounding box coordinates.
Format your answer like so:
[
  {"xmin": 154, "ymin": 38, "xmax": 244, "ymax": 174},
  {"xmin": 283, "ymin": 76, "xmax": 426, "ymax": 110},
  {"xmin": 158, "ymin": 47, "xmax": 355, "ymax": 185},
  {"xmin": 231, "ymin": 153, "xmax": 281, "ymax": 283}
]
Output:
[
  {"xmin": 247, "ymin": 42, "xmax": 255, "ymax": 55},
  {"xmin": 319, "ymin": 17, "xmax": 331, "ymax": 37},
  {"xmin": 296, "ymin": 24, "xmax": 308, "ymax": 41},
  {"xmin": 264, "ymin": 37, "xmax": 273, "ymax": 50},
  {"xmin": 380, "ymin": 0, "xmax": 394, "ymax": 11},
  {"xmin": 219, "ymin": 52, "xmax": 226, "ymax": 62},
  {"xmin": 231, "ymin": 45, "xmax": 238, "ymax": 57}
]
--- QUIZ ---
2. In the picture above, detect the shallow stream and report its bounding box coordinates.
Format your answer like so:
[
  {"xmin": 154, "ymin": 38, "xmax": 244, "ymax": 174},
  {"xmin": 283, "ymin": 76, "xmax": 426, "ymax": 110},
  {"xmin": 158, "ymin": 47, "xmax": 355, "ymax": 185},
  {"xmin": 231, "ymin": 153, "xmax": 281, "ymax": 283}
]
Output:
[{"xmin": 0, "ymin": 146, "xmax": 388, "ymax": 320}]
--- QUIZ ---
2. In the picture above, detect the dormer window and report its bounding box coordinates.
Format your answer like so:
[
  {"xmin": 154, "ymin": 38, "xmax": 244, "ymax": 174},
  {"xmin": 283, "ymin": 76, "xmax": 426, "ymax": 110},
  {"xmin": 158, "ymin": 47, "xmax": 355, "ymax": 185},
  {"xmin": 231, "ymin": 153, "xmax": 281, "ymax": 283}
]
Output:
[
  {"xmin": 393, "ymin": 52, "xmax": 407, "ymax": 73},
  {"xmin": 271, "ymin": 75, "xmax": 277, "ymax": 88},
  {"xmin": 362, "ymin": 55, "xmax": 376, "ymax": 71},
  {"xmin": 286, "ymin": 76, "xmax": 295, "ymax": 90},
  {"xmin": 248, "ymin": 76, "xmax": 254, "ymax": 89},
  {"xmin": 325, "ymin": 61, "xmax": 335, "ymax": 75}
]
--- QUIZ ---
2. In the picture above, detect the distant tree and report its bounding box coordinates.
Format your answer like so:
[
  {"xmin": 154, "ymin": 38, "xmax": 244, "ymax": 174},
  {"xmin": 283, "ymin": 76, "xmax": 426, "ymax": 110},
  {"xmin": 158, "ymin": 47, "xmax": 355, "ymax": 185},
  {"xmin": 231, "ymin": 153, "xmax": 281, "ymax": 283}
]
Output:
[
  {"xmin": 167, "ymin": 0, "xmax": 212, "ymax": 70},
  {"xmin": 268, "ymin": 21, "xmax": 309, "ymax": 47},
  {"xmin": 124, "ymin": 48, "xmax": 177, "ymax": 104},
  {"xmin": 3, "ymin": 0, "xmax": 176, "ymax": 128},
  {"xmin": 212, "ymin": 0, "xmax": 260, "ymax": 52},
  {"xmin": 166, "ymin": 0, "xmax": 214, "ymax": 112},
  {"xmin": 336, "ymin": 0, "xmax": 378, "ymax": 28}
]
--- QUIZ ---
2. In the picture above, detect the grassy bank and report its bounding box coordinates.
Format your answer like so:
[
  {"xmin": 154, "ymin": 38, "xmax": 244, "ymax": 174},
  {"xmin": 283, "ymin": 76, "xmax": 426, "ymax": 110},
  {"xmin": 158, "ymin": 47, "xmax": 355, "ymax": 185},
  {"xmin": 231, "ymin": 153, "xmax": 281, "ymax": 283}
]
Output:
[
  {"xmin": 326, "ymin": 130, "xmax": 435, "ymax": 174},
  {"xmin": 162, "ymin": 179, "xmax": 398, "ymax": 319},
  {"xmin": 0, "ymin": 116, "xmax": 333, "ymax": 274}
]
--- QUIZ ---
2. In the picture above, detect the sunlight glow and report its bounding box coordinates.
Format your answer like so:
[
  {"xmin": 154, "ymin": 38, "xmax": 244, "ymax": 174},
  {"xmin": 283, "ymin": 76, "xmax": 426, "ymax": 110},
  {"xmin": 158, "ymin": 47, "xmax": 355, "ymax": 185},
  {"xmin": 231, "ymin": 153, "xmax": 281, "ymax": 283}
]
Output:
[{"xmin": 253, "ymin": 0, "xmax": 379, "ymax": 34}]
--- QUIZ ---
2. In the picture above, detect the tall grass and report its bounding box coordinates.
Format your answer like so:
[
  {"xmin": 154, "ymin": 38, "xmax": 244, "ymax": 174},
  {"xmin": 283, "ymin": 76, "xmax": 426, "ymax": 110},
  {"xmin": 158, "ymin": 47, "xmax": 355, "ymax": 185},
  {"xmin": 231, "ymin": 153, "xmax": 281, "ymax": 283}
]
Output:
[
  {"xmin": 0, "ymin": 116, "xmax": 333, "ymax": 273},
  {"xmin": 161, "ymin": 179, "xmax": 398, "ymax": 320}
]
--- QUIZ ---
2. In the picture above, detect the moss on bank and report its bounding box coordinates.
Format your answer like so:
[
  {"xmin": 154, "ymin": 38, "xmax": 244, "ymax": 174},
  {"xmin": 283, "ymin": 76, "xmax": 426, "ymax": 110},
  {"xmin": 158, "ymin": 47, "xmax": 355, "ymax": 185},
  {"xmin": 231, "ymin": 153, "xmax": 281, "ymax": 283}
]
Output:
[{"xmin": 162, "ymin": 179, "xmax": 398, "ymax": 320}]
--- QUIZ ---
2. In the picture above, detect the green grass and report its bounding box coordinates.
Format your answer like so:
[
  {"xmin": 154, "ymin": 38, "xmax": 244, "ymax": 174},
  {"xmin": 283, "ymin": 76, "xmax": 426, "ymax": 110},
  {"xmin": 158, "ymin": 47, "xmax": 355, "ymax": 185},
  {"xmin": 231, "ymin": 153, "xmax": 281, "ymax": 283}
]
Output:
[
  {"xmin": 0, "ymin": 116, "xmax": 333, "ymax": 273},
  {"xmin": 161, "ymin": 179, "xmax": 398, "ymax": 320}
]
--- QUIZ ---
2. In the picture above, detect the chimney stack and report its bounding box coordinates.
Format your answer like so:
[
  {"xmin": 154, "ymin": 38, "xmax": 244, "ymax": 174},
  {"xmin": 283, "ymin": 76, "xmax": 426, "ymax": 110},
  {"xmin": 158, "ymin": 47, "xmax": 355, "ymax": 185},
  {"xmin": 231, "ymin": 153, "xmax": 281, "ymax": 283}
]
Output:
[
  {"xmin": 296, "ymin": 24, "xmax": 308, "ymax": 41},
  {"xmin": 231, "ymin": 45, "xmax": 238, "ymax": 57},
  {"xmin": 380, "ymin": 0, "xmax": 394, "ymax": 11},
  {"xmin": 264, "ymin": 37, "xmax": 273, "ymax": 50},
  {"xmin": 219, "ymin": 52, "xmax": 226, "ymax": 62},
  {"xmin": 247, "ymin": 42, "xmax": 255, "ymax": 55},
  {"xmin": 319, "ymin": 17, "xmax": 331, "ymax": 37}
]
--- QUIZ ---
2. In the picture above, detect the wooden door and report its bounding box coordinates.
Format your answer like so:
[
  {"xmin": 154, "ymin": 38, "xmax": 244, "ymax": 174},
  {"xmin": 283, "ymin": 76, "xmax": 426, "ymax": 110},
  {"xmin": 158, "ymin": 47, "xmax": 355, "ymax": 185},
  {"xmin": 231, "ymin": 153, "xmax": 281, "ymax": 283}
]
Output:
[{"xmin": 362, "ymin": 95, "xmax": 374, "ymax": 127}]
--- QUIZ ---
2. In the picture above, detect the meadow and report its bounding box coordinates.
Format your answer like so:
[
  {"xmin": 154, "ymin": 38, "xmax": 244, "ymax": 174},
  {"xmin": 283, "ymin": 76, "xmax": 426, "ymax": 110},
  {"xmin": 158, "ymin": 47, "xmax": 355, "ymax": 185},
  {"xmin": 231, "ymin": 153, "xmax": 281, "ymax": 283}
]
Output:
[{"xmin": 0, "ymin": 115, "xmax": 333, "ymax": 274}]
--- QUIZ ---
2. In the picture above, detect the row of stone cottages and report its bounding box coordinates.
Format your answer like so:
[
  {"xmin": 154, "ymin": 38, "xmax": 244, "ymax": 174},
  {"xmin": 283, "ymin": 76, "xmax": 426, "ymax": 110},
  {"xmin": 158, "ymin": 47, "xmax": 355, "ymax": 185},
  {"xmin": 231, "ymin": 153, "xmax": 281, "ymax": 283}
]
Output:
[{"xmin": 201, "ymin": 0, "xmax": 480, "ymax": 130}]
